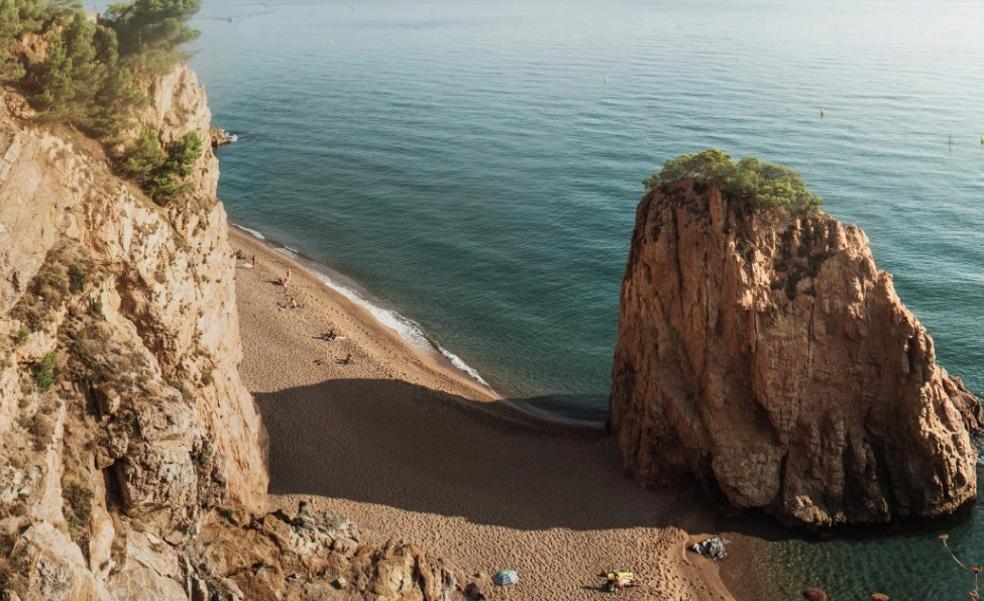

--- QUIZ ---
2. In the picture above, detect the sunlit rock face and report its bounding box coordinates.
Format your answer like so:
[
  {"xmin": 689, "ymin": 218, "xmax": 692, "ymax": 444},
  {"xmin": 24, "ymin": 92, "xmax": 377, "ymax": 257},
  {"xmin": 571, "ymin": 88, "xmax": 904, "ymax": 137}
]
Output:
[
  {"xmin": 0, "ymin": 65, "xmax": 456, "ymax": 601},
  {"xmin": 610, "ymin": 179, "xmax": 980, "ymax": 527}
]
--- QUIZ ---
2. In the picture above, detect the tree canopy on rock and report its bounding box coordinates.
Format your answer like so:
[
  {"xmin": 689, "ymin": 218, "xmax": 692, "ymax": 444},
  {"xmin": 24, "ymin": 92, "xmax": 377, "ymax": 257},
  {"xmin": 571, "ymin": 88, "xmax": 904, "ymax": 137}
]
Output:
[
  {"xmin": 0, "ymin": 0, "xmax": 203, "ymax": 204},
  {"xmin": 0, "ymin": 0, "xmax": 48, "ymax": 77},
  {"xmin": 106, "ymin": 0, "xmax": 201, "ymax": 72},
  {"xmin": 644, "ymin": 149, "xmax": 822, "ymax": 212}
]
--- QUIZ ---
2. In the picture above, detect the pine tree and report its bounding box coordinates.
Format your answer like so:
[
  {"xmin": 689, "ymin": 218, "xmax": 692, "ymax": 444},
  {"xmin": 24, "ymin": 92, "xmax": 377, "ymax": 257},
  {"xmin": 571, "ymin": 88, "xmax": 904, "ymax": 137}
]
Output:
[
  {"xmin": 28, "ymin": 12, "xmax": 102, "ymax": 123},
  {"xmin": 106, "ymin": 0, "xmax": 200, "ymax": 73},
  {"xmin": 0, "ymin": 0, "xmax": 48, "ymax": 78},
  {"xmin": 87, "ymin": 26, "xmax": 146, "ymax": 139}
]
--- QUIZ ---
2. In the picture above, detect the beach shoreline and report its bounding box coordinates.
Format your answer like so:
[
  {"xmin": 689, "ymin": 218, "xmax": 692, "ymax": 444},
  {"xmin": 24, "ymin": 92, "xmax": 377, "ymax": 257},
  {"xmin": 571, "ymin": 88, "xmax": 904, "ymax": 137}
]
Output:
[
  {"xmin": 230, "ymin": 224, "xmax": 757, "ymax": 600},
  {"xmin": 230, "ymin": 227, "xmax": 498, "ymax": 403},
  {"xmin": 231, "ymin": 224, "xmax": 612, "ymax": 430}
]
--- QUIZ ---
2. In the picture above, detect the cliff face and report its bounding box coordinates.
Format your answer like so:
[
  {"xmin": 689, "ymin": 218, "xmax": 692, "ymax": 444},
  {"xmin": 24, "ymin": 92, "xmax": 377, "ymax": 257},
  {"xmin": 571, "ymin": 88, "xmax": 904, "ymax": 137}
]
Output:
[
  {"xmin": 0, "ymin": 67, "xmax": 456, "ymax": 600},
  {"xmin": 610, "ymin": 180, "xmax": 981, "ymax": 527}
]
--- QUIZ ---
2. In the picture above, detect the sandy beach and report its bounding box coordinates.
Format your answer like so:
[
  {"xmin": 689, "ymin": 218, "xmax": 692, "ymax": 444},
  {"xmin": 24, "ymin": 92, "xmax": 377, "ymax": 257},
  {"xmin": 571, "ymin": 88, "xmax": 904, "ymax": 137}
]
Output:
[{"xmin": 230, "ymin": 227, "xmax": 741, "ymax": 601}]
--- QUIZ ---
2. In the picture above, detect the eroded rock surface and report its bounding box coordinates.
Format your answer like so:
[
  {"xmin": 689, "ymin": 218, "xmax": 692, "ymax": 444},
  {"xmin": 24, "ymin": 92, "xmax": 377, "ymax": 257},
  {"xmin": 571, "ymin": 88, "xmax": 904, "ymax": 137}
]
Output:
[
  {"xmin": 610, "ymin": 180, "xmax": 981, "ymax": 527},
  {"xmin": 0, "ymin": 65, "xmax": 456, "ymax": 600}
]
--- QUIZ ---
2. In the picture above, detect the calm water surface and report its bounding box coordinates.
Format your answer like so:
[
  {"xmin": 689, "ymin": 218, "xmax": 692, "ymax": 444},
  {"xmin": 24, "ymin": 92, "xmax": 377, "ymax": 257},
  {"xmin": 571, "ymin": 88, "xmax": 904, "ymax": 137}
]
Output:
[{"xmin": 187, "ymin": 1, "xmax": 984, "ymax": 598}]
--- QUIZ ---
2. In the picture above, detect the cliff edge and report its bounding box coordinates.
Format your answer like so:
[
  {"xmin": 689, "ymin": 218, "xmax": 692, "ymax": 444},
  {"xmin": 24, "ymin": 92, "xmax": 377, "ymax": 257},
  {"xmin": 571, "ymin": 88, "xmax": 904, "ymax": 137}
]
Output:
[
  {"xmin": 0, "ymin": 66, "xmax": 455, "ymax": 600},
  {"xmin": 610, "ymin": 179, "xmax": 981, "ymax": 527}
]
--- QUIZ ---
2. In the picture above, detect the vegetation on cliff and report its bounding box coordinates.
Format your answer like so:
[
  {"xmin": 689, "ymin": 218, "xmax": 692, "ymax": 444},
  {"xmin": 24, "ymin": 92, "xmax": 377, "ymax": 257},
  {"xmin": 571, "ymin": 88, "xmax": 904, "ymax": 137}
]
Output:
[
  {"xmin": 0, "ymin": 0, "xmax": 46, "ymax": 78},
  {"xmin": 25, "ymin": 10, "xmax": 141, "ymax": 138},
  {"xmin": 121, "ymin": 127, "xmax": 203, "ymax": 203},
  {"xmin": 644, "ymin": 148, "xmax": 822, "ymax": 212},
  {"xmin": 106, "ymin": 0, "xmax": 201, "ymax": 73},
  {"xmin": 0, "ymin": 0, "xmax": 202, "ymax": 203}
]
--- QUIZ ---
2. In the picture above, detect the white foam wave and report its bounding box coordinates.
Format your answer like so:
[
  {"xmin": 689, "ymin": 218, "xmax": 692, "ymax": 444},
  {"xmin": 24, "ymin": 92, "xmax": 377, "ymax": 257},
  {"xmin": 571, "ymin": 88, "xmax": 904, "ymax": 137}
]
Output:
[
  {"xmin": 232, "ymin": 223, "xmax": 493, "ymax": 390},
  {"xmin": 437, "ymin": 344, "xmax": 491, "ymax": 388},
  {"xmin": 312, "ymin": 273, "xmax": 492, "ymax": 389},
  {"xmin": 315, "ymin": 274, "xmax": 431, "ymax": 350},
  {"xmin": 234, "ymin": 224, "xmax": 266, "ymax": 240}
]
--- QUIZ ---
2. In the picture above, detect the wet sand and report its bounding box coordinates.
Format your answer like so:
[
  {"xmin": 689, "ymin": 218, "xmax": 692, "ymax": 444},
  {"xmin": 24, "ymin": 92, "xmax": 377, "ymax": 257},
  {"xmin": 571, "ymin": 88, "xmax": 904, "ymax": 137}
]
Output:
[{"xmin": 231, "ymin": 227, "xmax": 748, "ymax": 600}]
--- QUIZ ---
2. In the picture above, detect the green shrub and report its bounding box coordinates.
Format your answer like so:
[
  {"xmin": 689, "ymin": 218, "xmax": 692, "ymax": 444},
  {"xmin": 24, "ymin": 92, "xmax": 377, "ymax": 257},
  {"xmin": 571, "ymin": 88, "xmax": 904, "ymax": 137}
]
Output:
[
  {"xmin": 162, "ymin": 129, "xmax": 201, "ymax": 178},
  {"xmin": 120, "ymin": 126, "xmax": 166, "ymax": 179},
  {"xmin": 121, "ymin": 129, "xmax": 201, "ymax": 204},
  {"xmin": 643, "ymin": 149, "xmax": 822, "ymax": 212},
  {"xmin": 67, "ymin": 261, "xmax": 86, "ymax": 293},
  {"xmin": 14, "ymin": 328, "xmax": 29, "ymax": 345},
  {"xmin": 31, "ymin": 351, "xmax": 58, "ymax": 390}
]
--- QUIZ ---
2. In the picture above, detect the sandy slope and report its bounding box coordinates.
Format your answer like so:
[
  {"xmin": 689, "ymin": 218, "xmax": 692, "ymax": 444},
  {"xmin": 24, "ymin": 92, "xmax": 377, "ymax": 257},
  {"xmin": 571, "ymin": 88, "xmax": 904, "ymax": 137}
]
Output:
[{"xmin": 230, "ymin": 228, "xmax": 737, "ymax": 601}]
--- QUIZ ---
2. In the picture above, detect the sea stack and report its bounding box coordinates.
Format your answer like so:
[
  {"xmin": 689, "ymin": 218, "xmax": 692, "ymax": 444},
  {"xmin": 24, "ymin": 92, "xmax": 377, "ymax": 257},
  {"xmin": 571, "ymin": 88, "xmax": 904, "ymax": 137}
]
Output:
[{"xmin": 610, "ymin": 177, "xmax": 981, "ymax": 527}]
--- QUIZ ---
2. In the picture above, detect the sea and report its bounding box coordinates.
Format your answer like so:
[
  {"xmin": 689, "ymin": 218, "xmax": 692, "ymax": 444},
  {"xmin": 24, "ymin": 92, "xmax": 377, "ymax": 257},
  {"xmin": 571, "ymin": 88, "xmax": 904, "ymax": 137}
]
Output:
[{"xmin": 182, "ymin": 0, "xmax": 984, "ymax": 598}]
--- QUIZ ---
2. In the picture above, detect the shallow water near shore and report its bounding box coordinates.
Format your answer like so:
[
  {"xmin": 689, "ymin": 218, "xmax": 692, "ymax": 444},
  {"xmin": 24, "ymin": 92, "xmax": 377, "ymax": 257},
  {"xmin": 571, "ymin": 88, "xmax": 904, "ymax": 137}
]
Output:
[
  {"xmin": 718, "ymin": 496, "xmax": 984, "ymax": 600},
  {"xmin": 187, "ymin": 0, "xmax": 984, "ymax": 597}
]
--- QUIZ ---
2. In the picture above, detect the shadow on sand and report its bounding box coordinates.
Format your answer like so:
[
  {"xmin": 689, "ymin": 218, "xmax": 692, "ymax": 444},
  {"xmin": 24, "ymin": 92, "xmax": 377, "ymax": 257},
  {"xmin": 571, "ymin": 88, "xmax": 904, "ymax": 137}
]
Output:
[{"xmin": 255, "ymin": 378, "xmax": 702, "ymax": 532}]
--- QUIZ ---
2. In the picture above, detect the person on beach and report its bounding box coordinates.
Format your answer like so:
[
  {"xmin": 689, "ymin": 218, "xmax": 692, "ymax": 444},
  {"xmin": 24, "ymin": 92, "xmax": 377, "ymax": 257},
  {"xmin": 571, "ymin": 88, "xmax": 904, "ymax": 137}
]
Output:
[
  {"xmin": 340, "ymin": 353, "xmax": 354, "ymax": 366},
  {"xmin": 603, "ymin": 571, "xmax": 636, "ymax": 593},
  {"xmin": 277, "ymin": 268, "xmax": 292, "ymax": 291},
  {"xmin": 251, "ymin": 254, "xmax": 256, "ymax": 266},
  {"xmin": 322, "ymin": 329, "xmax": 336, "ymax": 341}
]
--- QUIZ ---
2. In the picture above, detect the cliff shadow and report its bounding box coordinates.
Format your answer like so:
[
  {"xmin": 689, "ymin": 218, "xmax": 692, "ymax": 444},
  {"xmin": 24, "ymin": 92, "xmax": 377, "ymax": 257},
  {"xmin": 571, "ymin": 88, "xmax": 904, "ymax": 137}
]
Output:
[{"xmin": 254, "ymin": 378, "xmax": 704, "ymax": 532}]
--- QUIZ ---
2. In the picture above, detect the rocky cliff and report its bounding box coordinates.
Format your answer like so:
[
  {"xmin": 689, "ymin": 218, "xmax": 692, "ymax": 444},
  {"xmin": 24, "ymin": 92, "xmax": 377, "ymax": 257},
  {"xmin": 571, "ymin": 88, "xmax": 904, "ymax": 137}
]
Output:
[
  {"xmin": 610, "ymin": 179, "xmax": 981, "ymax": 527},
  {"xmin": 0, "ymin": 66, "xmax": 455, "ymax": 600}
]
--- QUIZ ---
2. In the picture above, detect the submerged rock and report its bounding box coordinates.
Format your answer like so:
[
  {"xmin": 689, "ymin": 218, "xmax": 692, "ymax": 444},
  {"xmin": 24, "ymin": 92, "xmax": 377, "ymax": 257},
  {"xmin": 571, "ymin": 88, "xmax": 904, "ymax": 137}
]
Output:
[{"xmin": 610, "ymin": 179, "xmax": 981, "ymax": 527}]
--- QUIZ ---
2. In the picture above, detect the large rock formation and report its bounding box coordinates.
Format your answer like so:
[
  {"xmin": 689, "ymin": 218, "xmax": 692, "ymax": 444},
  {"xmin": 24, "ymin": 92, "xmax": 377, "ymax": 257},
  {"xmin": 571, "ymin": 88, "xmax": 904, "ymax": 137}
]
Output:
[
  {"xmin": 0, "ymin": 66, "xmax": 456, "ymax": 600},
  {"xmin": 610, "ymin": 180, "xmax": 981, "ymax": 527}
]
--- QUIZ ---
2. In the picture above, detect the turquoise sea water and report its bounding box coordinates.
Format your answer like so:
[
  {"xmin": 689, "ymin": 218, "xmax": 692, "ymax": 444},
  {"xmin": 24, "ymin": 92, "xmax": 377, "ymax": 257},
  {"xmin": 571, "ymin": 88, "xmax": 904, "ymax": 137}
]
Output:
[{"xmin": 185, "ymin": 0, "xmax": 984, "ymax": 598}]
